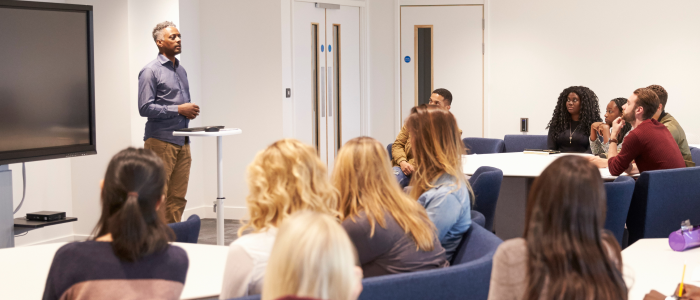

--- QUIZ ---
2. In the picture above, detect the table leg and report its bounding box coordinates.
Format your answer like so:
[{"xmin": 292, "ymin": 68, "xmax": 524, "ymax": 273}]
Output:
[
  {"xmin": 216, "ymin": 136, "xmax": 224, "ymax": 246},
  {"xmin": 493, "ymin": 177, "xmax": 534, "ymax": 240}
]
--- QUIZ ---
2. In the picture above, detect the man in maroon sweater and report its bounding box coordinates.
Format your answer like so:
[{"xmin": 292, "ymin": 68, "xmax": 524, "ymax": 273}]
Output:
[{"xmin": 589, "ymin": 88, "xmax": 685, "ymax": 175}]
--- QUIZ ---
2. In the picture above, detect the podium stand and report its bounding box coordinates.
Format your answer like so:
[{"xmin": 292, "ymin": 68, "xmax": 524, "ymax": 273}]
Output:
[{"xmin": 173, "ymin": 128, "xmax": 242, "ymax": 245}]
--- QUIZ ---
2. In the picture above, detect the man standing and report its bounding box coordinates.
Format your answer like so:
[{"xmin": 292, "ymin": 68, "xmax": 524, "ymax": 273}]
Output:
[
  {"xmin": 594, "ymin": 88, "xmax": 685, "ymax": 176},
  {"xmin": 647, "ymin": 84, "xmax": 695, "ymax": 167},
  {"xmin": 138, "ymin": 21, "xmax": 199, "ymax": 223},
  {"xmin": 392, "ymin": 88, "xmax": 457, "ymax": 188}
]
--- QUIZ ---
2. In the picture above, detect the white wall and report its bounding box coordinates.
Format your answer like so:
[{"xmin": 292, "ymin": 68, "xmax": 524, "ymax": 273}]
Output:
[{"xmin": 368, "ymin": 0, "xmax": 399, "ymax": 145}]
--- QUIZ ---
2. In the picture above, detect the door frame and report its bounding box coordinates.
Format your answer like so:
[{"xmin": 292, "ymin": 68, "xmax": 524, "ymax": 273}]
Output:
[
  {"xmin": 284, "ymin": 0, "xmax": 370, "ymax": 140},
  {"xmin": 395, "ymin": 1, "xmax": 490, "ymax": 138}
]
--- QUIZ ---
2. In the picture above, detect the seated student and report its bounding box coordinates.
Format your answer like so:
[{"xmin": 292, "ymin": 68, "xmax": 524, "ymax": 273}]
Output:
[
  {"xmin": 261, "ymin": 211, "xmax": 363, "ymax": 300},
  {"xmin": 220, "ymin": 139, "xmax": 339, "ymax": 299},
  {"xmin": 333, "ymin": 137, "xmax": 449, "ymax": 278},
  {"xmin": 647, "ymin": 84, "xmax": 696, "ymax": 167},
  {"xmin": 488, "ymin": 156, "xmax": 627, "ymax": 300},
  {"xmin": 406, "ymin": 104, "xmax": 471, "ymax": 262},
  {"xmin": 43, "ymin": 148, "xmax": 188, "ymax": 300},
  {"xmin": 588, "ymin": 88, "xmax": 686, "ymax": 175},
  {"xmin": 392, "ymin": 88, "xmax": 456, "ymax": 188},
  {"xmin": 589, "ymin": 97, "xmax": 632, "ymax": 157},
  {"xmin": 547, "ymin": 86, "xmax": 603, "ymax": 153}
]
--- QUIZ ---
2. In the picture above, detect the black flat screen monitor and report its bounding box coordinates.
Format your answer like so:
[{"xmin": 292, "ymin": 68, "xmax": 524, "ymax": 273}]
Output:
[{"xmin": 0, "ymin": 1, "xmax": 95, "ymax": 165}]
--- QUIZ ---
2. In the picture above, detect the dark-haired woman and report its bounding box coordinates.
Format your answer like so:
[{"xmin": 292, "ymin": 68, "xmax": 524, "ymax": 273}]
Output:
[
  {"xmin": 589, "ymin": 97, "xmax": 632, "ymax": 157},
  {"xmin": 487, "ymin": 156, "xmax": 627, "ymax": 300},
  {"xmin": 43, "ymin": 148, "xmax": 188, "ymax": 300},
  {"xmin": 546, "ymin": 86, "xmax": 603, "ymax": 153}
]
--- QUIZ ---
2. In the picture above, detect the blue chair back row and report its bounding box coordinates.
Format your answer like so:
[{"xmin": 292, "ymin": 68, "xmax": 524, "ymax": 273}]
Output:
[
  {"xmin": 387, "ymin": 143, "xmax": 393, "ymax": 161},
  {"xmin": 603, "ymin": 176, "xmax": 635, "ymax": 246},
  {"xmin": 503, "ymin": 135, "xmax": 548, "ymax": 153},
  {"xmin": 463, "ymin": 138, "xmax": 505, "ymax": 155},
  {"xmin": 691, "ymin": 146, "xmax": 700, "ymax": 165},
  {"xmin": 469, "ymin": 167, "xmax": 503, "ymax": 232}
]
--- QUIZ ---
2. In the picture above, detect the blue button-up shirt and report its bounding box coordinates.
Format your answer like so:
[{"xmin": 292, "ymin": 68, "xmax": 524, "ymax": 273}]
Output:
[
  {"xmin": 417, "ymin": 173, "xmax": 472, "ymax": 262},
  {"xmin": 138, "ymin": 54, "xmax": 191, "ymax": 146}
]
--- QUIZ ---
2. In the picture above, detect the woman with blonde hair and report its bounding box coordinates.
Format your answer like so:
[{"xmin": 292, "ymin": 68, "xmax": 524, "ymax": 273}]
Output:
[
  {"xmin": 406, "ymin": 104, "xmax": 472, "ymax": 261},
  {"xmin": 262, "ymin": 211, "xmax": 363, "ymax": 300},
  {"xmin": 220, "ymin": 139, "xmax": 339, "ymax": 299},
  {"xmin": 333, "ymin": 136, "xmax": 448, "ymax": 277}
]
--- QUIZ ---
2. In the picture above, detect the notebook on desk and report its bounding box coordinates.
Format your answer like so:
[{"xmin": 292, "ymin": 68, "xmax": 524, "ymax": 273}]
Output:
[{"xmin": 175, "ymin": 126, "xmax": 225, "ymax": 132}]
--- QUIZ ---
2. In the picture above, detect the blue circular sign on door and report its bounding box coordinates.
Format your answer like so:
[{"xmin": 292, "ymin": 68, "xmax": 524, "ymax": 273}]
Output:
[
  {"xmin": 321, "ymin": 45, "xmax": 324, "ymax": 52},
  {"xmin": 329, "ymin": 45, "xmax": 332, "ymax": 52},
  {"xmin": 404, "ymin": 56, "xmax": 411, "ymax": 63}
]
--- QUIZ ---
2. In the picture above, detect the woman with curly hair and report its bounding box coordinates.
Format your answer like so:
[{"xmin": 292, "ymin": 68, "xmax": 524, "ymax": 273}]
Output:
[
  {"xmin": 546, "ymin": 86, "xmax": 602, "ymax": 153},
  {"xmin": 220, "ymin": 139, "xmax": 340, "ymax": 299},
  {"xmin": 589, "ymin": 97, "xmax": 633, "ymax": 157}
]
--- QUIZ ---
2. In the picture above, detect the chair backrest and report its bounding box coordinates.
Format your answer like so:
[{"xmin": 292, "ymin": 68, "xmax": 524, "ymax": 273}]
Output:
[
  {"xmin": 387, "ymin": 143, "xmax": 393, "ymax": 161},
  {"xmin": 471, "ymin": 210, "xmax": 486, "ymax": 229},
  {"xmin": 468, "ymin": 166, "xmax": 503, "ymax": 231},
  {"xmin": 603, "ymin": 176, "xmax": 635, "ymax": 246},
  {"xmin": 626, "ymin": 167, "xmax": 700, "ymax": 245},
  {"xmin": 691, "ymin": 147, "xmax": 700, "ymax": 165},
  {"xmin": 503, "ymin": 134, "xmax": 548, "ymax": 152},
  {"xmin": 358, "ymin": 223, "xmax": 501, "ymax": 300},
  {"xmin": 463, "ymin": 137, "xmax": 505, "ymax": 155},
  {"xmin": 168, "ymin": 214, "xmax": 201, "ymax": 244}
]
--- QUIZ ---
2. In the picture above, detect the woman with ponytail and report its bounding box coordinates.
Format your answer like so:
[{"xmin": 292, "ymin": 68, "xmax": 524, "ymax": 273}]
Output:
[{"xmin": 43, "ymin": 148, "xmax": 188, "ymax": 300}]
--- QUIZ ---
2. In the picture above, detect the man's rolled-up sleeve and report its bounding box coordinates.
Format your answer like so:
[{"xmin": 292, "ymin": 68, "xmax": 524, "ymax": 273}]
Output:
[{"xmin": 138, "ymin": 68, "xmax": 179, "ymax": 119}]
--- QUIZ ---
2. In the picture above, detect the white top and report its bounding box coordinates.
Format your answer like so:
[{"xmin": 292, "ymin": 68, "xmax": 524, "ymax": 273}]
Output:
[
  {"xmin": 219, "ymin": 227, "xmax": 278, "ymax": 299},
  {"xmin": 622, "ymin": 238, "xmax": 700, "ymax": 300},
  {"xmin": 0, "ymin": 242, "xmax": 229, "ymax": 300}
]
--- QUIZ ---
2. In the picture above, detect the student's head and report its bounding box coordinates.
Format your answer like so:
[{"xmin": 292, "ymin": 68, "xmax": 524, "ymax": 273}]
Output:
[
  {"xmin": 647, "ymin": 84, "xmax": 668, "ymax": 119},
  {"xmin": 547, "ymin": 86, "xmax": 601, "ymax": 138},
  {"xmin": 623, "ymin": 88, "xmax": 659, "ymax": 123},
  {"xmin": 93, "ymin": 148, "xmax": 174, "ymax": 262},
  {"xmin": 262, "ymin": 211, "xmax": 362, "ymax": 300},
  {"xmin": 524, "ymin": 156, "xmax": 626, "ymax": 300},
  {"xmin": 604, "ymin": 98, "xmax": 627, "ymax": 125},
  {"xmin": 332, "ymin": 136, "xmax": 437, "ymax": 251},
  {"xmin": 152, "ymin": 21, "xmax": 181, "ymax": 55},
  {"xmin": 241, "ymin": 139, "xmax": 339, "ymax": 235},
  {"xmin": 405, "ymin": 104, "xmax": 469, "ymax": 199},
  {"xmin": 428, "ymin": 88, "xmax": 452, "ymax": 110}
]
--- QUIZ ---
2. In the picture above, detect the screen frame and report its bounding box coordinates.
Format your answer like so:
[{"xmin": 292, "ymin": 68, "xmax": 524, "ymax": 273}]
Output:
[{"xmin": 0, "ymin": 1, "xmax": 96, "ymax": 165}]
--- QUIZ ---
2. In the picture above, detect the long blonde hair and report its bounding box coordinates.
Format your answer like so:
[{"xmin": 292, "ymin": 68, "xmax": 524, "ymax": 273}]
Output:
[
  {"xmin": 239, "ymin": 139, "xmax": 339, "ymax": 235},
  {"xmin": 262, "ymin": 211, "xmax": 360, "ymax": 300},
  {"xmin": 406, "ymin": 105, "xmax": 472, "ymax": 200},
  {"xmin": 333, "ymin": 137, "xmax": 437, "ymax": 251}
]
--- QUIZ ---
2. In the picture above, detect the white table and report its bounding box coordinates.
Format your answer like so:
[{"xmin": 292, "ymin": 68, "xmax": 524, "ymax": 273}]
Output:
[
  {"xmin": 463, "ymin": 153, "xmax": 629, "ymax": 239},
  {"xmin": 0, "ymin": 242, "xmax": 229, "ymax": 300},
  {"xmin": 623, "ymin": 238, "xmax": 700, "ymax": 299},
  {"xmin": 174, "ymin": 128, "xmax": 242, "ymax": 245}
]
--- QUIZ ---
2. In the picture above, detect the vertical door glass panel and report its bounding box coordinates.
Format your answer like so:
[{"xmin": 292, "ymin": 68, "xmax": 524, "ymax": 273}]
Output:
[
  {"xmin": 416, "ymin": 26, "xmax": 432, "ymax": 105},
  {"xmin": 311, "ymin": 24, "xmax": 319, "ymax": 151},
  {"xmin": 333, "ymin": 25, "xmax": 341, "ymax": 151}
]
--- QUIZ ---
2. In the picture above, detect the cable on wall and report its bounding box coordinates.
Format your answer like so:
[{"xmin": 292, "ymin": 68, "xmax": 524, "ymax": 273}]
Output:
[{"xmin": 12, "ymin": 163, "xmax": 26, "ymax": 214}]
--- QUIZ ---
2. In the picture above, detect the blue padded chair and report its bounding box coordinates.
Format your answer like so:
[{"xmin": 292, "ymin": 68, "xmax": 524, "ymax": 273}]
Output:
[
  {"xmin": 359, "ymin": 223, "xmax": 502, "ymax": 300},
  {"xmin": 463, "ymin": 137, "xmax": 505, "ymax": 155},
  {"xmin": 603, "ymin": 176, "xmax": 635, "ymax": 246},
  {"xmin": 503, "ymin": 134, "xmax": 548, "ymax": 153},
  {"xmin": 471, "ymin": 210, "xmax": 486, "ymax": 229},
  {"xmin": 229, "ymin": 224, "xmax": 502, "ymax": 300},
  {"xmin": 691, "ymin": 147, "xmax": 700, "ymax": 165},
  {"xmin": 626, "ymin": 167, "xmax": 700, "ymax": 245},
  {"xmin": 387, "ymin": 143, "xmax": 393, "ymax": 161},
  {"xmin": 468, "ymin": 166, "xmax": 504, "ymax": 232},
  {"xmin": 168, "ymin": 214, "xmax": 201, "ymax": 244}
]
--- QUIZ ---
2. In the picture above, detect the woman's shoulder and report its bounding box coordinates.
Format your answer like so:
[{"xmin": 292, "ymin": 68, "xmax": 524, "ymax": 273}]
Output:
[
  {"xmin": 493, "ymin": 238, "xmax": 528, "ymax": 265},
  {"xmin": 230, "ymin": 227, "xmax": 278, "ymax": 253}
]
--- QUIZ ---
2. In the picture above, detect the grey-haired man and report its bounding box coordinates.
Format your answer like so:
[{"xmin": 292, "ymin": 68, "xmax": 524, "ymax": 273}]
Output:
[{"xmin": 138, "ymin": 21, "xmax": 199, "ymax": 223}]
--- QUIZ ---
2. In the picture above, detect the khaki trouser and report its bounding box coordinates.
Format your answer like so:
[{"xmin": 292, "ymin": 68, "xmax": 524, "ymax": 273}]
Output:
[{"xmin": 145, "ymin": 138, "xmax": 191, "ymax": 223}]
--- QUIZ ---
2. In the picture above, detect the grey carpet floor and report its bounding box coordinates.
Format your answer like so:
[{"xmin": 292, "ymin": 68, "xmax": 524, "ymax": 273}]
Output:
[{"xmin": 197, "ymin": 218, "xmax": 252, "ymax": 245}]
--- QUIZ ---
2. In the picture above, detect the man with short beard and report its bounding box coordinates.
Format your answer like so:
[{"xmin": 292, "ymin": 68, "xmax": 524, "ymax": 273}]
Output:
[{"xmin": 589, "ymin": 88, "xmax": 685, "ymax": 175}]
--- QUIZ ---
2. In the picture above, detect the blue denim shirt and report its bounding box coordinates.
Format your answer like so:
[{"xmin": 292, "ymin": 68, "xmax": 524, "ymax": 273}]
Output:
[
  {"xmin": 417, "ymin": 173, "xmax": 472, "ymax": 261},
  {"xmin": 138, "ymin": 54, "xmax": 191, "ymax": 146}
]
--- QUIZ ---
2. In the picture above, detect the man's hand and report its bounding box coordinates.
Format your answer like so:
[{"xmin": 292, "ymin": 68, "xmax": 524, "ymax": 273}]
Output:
[
  {"xmin": 611, "ymin": 117, "xmax": 625, "ymax": 139},
  {"xmin": 399, "ymin": 161, "xmax": 414, "ymax": 176},
  {"xmin": 178, "ymin": 103, "xmax": 200, "ymax": 119},
  {"xmin": 586, "ymin": 156, "xmax": 608, "ymax": 168},
  {"xmin": 643, "ymin": 290, "xmax": 666, "ymax": 300}
]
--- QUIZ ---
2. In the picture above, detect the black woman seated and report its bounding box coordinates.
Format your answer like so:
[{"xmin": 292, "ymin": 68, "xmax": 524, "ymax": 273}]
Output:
[{"xmin": 546, "ymin": 86, "xmax": 602, "ymax": 153}]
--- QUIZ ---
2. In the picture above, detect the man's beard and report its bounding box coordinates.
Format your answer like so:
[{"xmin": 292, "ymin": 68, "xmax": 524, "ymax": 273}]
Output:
[{"xmin": 622, "ymin": 107, "xmax": 636, "ymax": 123}]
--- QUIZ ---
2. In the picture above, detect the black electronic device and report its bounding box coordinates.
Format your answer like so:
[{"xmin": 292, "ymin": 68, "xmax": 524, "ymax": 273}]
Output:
[
  {"xmin": 175, "ymin": 126, "xmax": 225, "ymax": 132},
  {"xmin": 26, "ymin": 211, "xmax": 66, "ymax": 222},
  {"xmin": 0, "ymin": 1, "xmax": 96, "ymax": 165}
]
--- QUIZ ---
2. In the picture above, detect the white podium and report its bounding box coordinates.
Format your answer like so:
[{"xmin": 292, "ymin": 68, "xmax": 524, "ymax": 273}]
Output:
[{"xmin": 173, "ymin": 128, "xmax": 242, "ymax": 245}]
